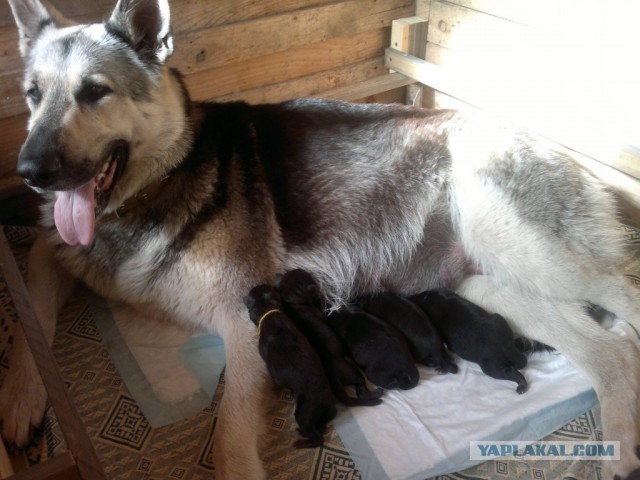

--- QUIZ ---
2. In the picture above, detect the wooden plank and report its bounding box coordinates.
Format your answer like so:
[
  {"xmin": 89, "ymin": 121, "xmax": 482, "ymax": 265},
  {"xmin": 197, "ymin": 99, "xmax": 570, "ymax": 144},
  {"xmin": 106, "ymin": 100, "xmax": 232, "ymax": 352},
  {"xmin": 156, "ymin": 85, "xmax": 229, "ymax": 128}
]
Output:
[
  {"xmin": 0, "ymin": 113, "xmax": 26, "ymax": 179},
  {"xmin": 0, "ymin": 0, "xmax": 339, "ymax": 95},
  {"xmin": 426, "ymin": 43, "xmax": 640, "ymax": 178},
  {"xmin": 320, "ymin": 72, "xmax": 414, "ymax": 102},
  {"xmin": 184, "ymin": 28, "xmax": 389, "ymax": 101},
  {"xmin": 0, "ymin": 72, "xmax": 23, "ymax": 119},
  {"xmin": 617, "ymin": 147, "xmax": 640, "ymax": 181},
  {"xmin": 436, "ymin": 0, "xmax": 551, "ymax": 27},
  {"xmin": 216, "ymin": 56, "xmax": 392, "ymax": 104},
  {"xmin": 0, "ymin": 0, "xmax": 337, "ymax": 30},
  {"xmin": 168, "ymin": 0, "xmax": 339, "ymax": 34},
  {"xmin": 423, "ymin": 2, "xmax": 640, "ymax": 176},
  {"xmin": 0, "ymin": 0, "xmax": 113, "ymax": 27},
  {"xmin": 0, "ymin": 27, "xmax": 23, "ymax": 80},
  {"xmin": 415, "ymin": 0, "xmax": 431, "ymax": 20},
  {"xmin": 428, "ymin": 0, "xmax": 530, "ymax": 51},
  {"xmin": 390, "ymin": 17, "xmax": 428, "ymax": 105},
  {"xmin": 440, "ymin": 0, "xmax": 640, "ymax": 34},
  {"xmin": 0, "ymin": 233, "xmax": 107, "ymax": 480},
  {"xmin": 391, "ymin": 17, "xmax": 427, "ymax": 59},
  {"xmin": 168, "ymin": 0, "xmax": 413, "ymax": 75},
  {"xmin": 0, "ymin": 0, "xmax": 412, "ymax": 118},
  {"xmin": 5, "ymin": 451, "xmax": 81, "ymax": 480},
  {"xmin": 354, "ymin": 86, "xmax": 406, "ymax": 104}
]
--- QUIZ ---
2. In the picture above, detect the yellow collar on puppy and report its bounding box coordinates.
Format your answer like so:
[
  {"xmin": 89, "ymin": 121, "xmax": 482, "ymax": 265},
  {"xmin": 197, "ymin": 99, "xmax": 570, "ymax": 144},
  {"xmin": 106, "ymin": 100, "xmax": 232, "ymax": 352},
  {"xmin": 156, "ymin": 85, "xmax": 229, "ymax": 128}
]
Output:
[{"xmin": 256, "ymin": 309, "xmax": 281, "ymax": 337}]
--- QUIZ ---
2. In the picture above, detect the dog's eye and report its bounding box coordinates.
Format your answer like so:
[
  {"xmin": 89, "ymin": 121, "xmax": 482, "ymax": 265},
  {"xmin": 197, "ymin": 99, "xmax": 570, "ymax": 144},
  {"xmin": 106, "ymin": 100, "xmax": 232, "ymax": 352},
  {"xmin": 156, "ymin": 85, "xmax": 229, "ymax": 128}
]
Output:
[
  {"xmin": 77, "ymin": 83, "xmax": 113, "ymax": 104},
  {"xmin": 25, "ymin": 85, "xmax": 42, "ymax": 104}
]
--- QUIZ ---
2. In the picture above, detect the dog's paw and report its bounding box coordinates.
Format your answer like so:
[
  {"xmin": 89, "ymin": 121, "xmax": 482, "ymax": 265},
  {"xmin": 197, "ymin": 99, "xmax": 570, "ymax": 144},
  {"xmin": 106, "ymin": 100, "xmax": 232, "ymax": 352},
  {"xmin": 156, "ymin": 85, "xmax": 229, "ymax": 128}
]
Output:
[{"xmin": 0, "ymin": 360, "xmax": 47, "ymax": 448}]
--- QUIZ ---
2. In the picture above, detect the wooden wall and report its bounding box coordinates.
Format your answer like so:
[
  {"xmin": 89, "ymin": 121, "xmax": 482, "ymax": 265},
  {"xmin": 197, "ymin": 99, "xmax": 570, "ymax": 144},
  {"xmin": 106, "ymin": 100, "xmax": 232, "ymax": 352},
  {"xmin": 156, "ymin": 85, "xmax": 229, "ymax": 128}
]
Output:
[
  {"xmin": 0, "ymin": 0, "xmax": 413, "ymax": 224},
  {"xmin": 413, "ymin": 0, "xmax": 640, "ymax": 226}
]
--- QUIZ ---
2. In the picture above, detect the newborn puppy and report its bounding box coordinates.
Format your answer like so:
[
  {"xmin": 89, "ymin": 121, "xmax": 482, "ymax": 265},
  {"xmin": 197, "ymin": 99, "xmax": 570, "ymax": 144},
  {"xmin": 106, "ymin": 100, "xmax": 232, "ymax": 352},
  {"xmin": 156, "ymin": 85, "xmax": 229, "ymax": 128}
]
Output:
[
  {"xmin": 327, "ymin": 305, "xmax": 419, "ymax": 390},
  {"xmin": 410, "ymin": 289, "xmax": 528, "ymax": 393},
  {"xmin": 277, "ymin": 269, "xmax": 383, "ymax": 406},
  {"xmin": 245, "ymin": 284, "xmax": 337, "ymax": 448},
  {"xmin": 359, "ymin": 291, "xmax": 458, "ymax": 374}
]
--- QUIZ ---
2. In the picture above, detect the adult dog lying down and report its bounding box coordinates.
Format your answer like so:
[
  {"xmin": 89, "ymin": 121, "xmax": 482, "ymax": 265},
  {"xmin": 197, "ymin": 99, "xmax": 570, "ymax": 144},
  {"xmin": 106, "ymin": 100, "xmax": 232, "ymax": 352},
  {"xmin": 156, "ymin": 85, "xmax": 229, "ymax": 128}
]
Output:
[{"xmin": 2, "ymin": 0, "xmax": 640, "ymax": 478}]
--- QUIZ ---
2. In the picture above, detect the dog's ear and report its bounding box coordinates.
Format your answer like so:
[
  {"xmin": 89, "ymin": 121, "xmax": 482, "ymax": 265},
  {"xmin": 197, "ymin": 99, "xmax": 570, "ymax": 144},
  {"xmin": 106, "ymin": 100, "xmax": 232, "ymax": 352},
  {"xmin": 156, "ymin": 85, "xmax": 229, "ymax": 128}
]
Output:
[
  {"xmin": 8, "ymin": 0, "xmax": 71, "ymax": 57},
  {"xmin": 109, "ymin": 0, "xmax": 173, "ymax": 64}
]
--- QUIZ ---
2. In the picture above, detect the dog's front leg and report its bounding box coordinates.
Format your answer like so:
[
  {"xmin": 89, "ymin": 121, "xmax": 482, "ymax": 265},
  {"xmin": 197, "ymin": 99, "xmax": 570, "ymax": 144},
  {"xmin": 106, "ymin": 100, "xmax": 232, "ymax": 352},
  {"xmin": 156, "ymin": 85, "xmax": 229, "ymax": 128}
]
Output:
[
  {"xmin": 0, "ymin": 234, "xmax": 75, "ymax": 447},
  {"xmin": 212, "ymin": 302, "xmax": 270, "ymax": 480}
]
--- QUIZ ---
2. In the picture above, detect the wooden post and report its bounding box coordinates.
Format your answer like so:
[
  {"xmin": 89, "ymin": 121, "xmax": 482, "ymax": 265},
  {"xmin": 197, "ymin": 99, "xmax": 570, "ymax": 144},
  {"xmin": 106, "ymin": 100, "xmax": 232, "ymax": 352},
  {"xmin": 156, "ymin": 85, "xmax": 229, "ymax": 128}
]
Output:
[{"xmin": 390, "ymin": 17, "xmax": 428, "ymax": 106}]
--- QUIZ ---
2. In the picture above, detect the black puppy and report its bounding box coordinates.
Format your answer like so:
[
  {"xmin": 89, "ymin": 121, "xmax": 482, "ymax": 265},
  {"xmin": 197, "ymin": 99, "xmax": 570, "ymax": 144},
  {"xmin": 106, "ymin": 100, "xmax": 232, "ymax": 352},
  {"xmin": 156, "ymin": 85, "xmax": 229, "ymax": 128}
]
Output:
[
  {"xmin": 327, "ymin": 305, "xmax": 419, "ymax": 390},
  {"xmin": 277, "ymin": 269, "xmax": 383, "ymax": 406},
  {"xmin": 410, "ymin": 289, "xmax": 528, "ymax": 393},
  {"xmin": 245, "ymin": 284, "xmax": 337, "ymax": 448},
  {"xmin": 359, "ymin": 291, "xmax": 458, "ymax": 374}
]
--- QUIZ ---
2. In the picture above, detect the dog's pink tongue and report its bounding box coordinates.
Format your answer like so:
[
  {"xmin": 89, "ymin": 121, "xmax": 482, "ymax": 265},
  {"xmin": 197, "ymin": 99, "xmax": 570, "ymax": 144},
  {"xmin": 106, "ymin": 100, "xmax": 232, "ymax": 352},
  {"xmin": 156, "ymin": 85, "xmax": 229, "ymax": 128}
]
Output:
[{"xmin": 54, "ymin": 180, "xmax": 97, "ymax": 246}]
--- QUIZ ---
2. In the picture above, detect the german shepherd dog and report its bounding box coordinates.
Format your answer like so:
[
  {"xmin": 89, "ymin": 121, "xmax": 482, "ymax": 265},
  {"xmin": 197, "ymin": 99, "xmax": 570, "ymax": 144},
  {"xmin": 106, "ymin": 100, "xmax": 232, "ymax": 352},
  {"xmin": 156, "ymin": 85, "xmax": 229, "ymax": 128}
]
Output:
[{"xmin": 3, "ymin": 0, "xmax": 640, "ymax": 478}]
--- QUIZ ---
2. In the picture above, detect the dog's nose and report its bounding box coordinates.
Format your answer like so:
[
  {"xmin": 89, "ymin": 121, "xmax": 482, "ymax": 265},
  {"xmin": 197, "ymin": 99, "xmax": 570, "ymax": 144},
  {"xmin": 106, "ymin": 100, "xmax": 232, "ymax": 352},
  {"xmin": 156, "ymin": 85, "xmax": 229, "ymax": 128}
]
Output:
[
  {"xmin": 17, "ymin": 126, "xmax": 63, "ymax": 189},
  {"xmin": 17, "ymin": 153, "xmax": 62, "ymax": 189}
]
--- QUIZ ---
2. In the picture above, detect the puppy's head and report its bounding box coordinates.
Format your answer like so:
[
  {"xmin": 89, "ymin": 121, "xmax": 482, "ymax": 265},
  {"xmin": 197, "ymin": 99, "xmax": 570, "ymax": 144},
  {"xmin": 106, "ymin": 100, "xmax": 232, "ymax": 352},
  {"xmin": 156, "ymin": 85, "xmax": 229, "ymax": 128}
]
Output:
[
  {"xmin": 367, "ymin": 362, "xmax": 419, "ymax": 390},
  {"xmin": 245, "ymin": 284, "xmax": 282, "ymax": 324},
  {"xmin": 277, "ymin": 269, "xmax": 322, "ymax": 304}
]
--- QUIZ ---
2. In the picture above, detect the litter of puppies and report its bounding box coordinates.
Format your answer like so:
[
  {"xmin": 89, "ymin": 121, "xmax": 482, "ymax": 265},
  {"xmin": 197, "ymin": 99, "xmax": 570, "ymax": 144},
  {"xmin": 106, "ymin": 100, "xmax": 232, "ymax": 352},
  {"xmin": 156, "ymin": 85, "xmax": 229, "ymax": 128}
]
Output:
[{"xmin": 245, "ymin": 269, "xmax": 532, "ymax": 448}]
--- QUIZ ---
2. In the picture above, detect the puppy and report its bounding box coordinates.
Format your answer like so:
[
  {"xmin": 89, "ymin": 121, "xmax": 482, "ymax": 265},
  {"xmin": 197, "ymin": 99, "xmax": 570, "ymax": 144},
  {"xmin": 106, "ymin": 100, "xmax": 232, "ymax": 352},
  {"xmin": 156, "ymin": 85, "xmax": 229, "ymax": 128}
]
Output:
[
  {"xmin": 277, "ymin": 269, "xmax": 383, "ymax": 406},
  {"xmin": 410, "ymin": 289, "xmax": 528, "ymax": 393},
  {"xmin": 327, "ymin": 305, "xmax": 419, "ymax": 390},
  {"xmin": 245, "ymin": 284, "xmax": 337, "ymax": 448},
  {"xmin": 359, "ymin": 292, "xmax": 458, "ymax": 374}
]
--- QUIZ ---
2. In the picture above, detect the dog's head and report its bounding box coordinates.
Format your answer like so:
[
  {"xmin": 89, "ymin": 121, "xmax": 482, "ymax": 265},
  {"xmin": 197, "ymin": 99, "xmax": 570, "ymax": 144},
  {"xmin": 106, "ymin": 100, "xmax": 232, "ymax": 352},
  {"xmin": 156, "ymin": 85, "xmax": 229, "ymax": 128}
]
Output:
[{"xmin": 9, "ymin": 0, "xmax": 186, "ymax": 246}]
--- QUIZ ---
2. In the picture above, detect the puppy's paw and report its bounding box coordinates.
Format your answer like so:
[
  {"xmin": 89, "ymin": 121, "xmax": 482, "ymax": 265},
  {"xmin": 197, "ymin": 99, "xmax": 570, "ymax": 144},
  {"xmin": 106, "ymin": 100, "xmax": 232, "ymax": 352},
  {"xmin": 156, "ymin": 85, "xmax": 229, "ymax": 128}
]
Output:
[
  {"xmin": 0, "ymin": 359, "xmax": 47, "ymax": 447},
  {"xmin": 356, "ymin": 385, "xmax": 384, "ymax": 401},
  {"xmin": 437, "ymin": 362, "xmax": 458, "ymax": 375}
]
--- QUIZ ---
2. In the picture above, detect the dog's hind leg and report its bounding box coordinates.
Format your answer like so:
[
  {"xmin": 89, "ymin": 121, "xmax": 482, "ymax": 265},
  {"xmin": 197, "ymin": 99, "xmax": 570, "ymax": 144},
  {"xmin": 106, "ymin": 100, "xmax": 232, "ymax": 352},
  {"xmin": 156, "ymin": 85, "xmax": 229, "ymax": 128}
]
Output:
[
  {"xmin": 457, "ymin": 275, "xmax": 640, "ymax": 480},
  {"xmin": 212, "ymin": 302, "xmax": 270, "ymax": 480},
  {"xmin": 0, "ymin": 233, "xmax": 75, "ymax": 447}
]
